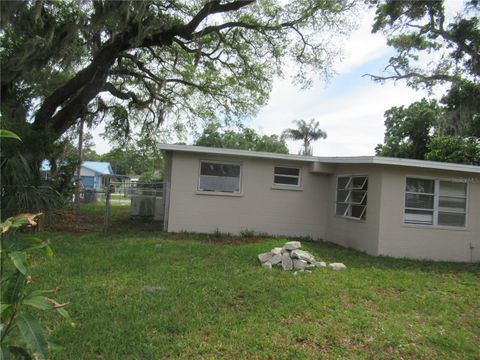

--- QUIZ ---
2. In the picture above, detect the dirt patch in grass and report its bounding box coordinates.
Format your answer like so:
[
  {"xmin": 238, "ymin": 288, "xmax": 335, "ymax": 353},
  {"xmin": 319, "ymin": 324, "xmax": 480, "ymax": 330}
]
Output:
[
  {"xmin": 168, "ymin": 232, "xmax": 266, "ymax": 245},
  {"xmin": 45, "ymin": 209, "xmax": 103, "ymax": 233},
  {"xmin": 44, "ymin": 205, "xmax": 269, "ymax": 245},
  {"xmin": 44, "ymin": 207, "xmax": 162, "ymax": 233}
]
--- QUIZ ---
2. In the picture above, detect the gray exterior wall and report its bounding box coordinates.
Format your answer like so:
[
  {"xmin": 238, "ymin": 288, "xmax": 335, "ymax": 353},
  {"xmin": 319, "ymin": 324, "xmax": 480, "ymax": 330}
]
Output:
[
  {"xmin": 164, "ymin": 149, "xmax": 480, "ymax": 262},
  {"xmin": 166, "ymin": 151, "xmax": 328, "ymax": 238},
  {"xmin": 377, "ymin": 167, "xmax": 480, "ymax": 262},
  {"xmin": 324, "ymin": 165, "xmax": 382, "ymax": 256}
]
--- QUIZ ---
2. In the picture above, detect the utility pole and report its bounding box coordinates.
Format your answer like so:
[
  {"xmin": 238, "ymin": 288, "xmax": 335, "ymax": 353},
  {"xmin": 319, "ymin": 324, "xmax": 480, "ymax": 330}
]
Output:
[{"xmin": 75, "ymin": 119, "xmax": 84, "ymax": 211}]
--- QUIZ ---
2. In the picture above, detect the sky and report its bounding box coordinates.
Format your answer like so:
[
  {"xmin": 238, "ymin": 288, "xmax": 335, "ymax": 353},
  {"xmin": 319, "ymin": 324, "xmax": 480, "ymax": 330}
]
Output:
[{"xmin": 90, "ymin": 2, "xmax": 463, "ymax": 157}]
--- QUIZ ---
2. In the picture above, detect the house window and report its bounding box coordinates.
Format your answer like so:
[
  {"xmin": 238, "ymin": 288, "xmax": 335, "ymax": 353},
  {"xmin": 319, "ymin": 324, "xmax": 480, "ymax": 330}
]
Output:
[
  {"xmin": 404, "ymin": 178, "xmax": 467, "ymax": 227},
  {"xmin": 335, "ymin": 175, "xmax": 368, "ymax": 220},
  {"xmin": 198, "ymin": 161, "xmax": 241, "ymax": 193},
  {"xmin": 274, "ymin": 166, "xmax": 301, "ymax": 186}
]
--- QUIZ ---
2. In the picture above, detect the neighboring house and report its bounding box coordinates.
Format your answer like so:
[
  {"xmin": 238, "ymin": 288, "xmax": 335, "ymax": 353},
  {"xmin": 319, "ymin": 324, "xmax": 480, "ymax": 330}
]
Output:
[
  {"xmin": 158, "ymin": 144, "xmax": 480, "ymax": 263},
  {"xmin": 39, "ymin": 160, "xmax": 114, "ymax": 191},
  {"xmin": 40, "ymin": 160, "xmax": 51, "ymax": 181},
  {"xmin": 80, "ymin": 161, "xmax": 114, "ymax": 191}
]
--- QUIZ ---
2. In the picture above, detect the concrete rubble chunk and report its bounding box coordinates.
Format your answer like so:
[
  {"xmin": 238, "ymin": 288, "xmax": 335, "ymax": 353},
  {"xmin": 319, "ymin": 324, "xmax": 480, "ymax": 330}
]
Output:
[
  {"xmin": 281, "ymin": 252, "xmax": 293, "ymax": 270},
  {"xmin": 270, "ymin": 254, "xmax": 282, "ymax": 266},
  {"xmin": 329, "ymin": 262, "xmax": 347, "ymax": 271},
  {"xmin": 282, "ymin": 241, "xmax": 301, "ymax": 251},
  {"xmin": 258, "ymin": 241, "xmax": 346, "ymax": 272},
  {"xmin": 291, "ymin": 249, "xmax": 315, "ymax": 262},
  {"xmin": 271, "ymin": 247, "xmax": 282, "ymax": 255},
  {"xmin": 262, "ymin": 261, "xmax": 273, "ymax": 269},
  {"xmin": 292, "ymin": 259, "xmax": 308, "ymax": 270},
  {"xmin": 258, "ymin": 252, "xmax": 274, "ymax": 263}
]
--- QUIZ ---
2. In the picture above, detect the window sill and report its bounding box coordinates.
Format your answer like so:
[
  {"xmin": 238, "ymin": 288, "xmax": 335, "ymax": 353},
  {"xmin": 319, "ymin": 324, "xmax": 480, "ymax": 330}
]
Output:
[
  {"xmin": 334, "ymin": 215, "xmax": 366, "ymax": 222},
  {"xmin": 402, "ymin": 223, "xmax": 469, "ymax": 232},
  {"xmin": 196, "ymin": 190, "xmax": 243, "ymax": 197},
  {"xmin": 271, "ymin": 185, "xmax": 303, "ymax": 191}
]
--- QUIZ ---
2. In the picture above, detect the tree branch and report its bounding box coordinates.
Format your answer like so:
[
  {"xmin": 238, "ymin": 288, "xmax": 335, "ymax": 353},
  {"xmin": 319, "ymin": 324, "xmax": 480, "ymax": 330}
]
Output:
[
  {"xmin": 362, "ymin": 71, "xmax": 457, "ymax": 83},
  {"xmin": 102, "ymin": 82, "xmax": 151, "ymax": 107}
]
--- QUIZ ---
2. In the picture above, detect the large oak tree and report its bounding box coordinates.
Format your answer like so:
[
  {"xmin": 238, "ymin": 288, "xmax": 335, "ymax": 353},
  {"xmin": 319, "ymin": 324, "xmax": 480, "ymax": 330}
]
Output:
[
  {"xmin": 1, "ymin": 0, "xmax": 357, "ymax": 159},
  {"xmin": 369, "ymin": 0, "xmax": 479, "ymax": 165},
  {"xmin": 1, "ymin": 0, "xmax": 358, "ymax": 215}
]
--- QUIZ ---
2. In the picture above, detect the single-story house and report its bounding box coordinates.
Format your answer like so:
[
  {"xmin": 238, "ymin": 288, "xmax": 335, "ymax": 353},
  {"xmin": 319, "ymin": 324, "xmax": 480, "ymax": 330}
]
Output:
[
  {"xmin": 158, "ymin": 144, "xmax": 480, "ymax": 263},
  {"xmin": 80, "ymin": 161, "xmax": 114, "ymax": 191}
]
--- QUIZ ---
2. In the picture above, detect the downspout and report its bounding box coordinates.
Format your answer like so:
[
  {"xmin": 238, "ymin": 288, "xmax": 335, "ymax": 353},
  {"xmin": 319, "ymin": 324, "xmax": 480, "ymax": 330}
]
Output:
[{"xmin": 470, "ymin": 241, "xmax": 475, "ymax": 263}]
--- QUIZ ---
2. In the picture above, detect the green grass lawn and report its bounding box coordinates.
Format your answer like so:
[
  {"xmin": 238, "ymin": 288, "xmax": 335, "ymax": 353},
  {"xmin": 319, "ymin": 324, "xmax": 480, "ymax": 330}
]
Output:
[{"xmin": 30, "ymin": 226, "xmax": 480, "ymax": 359}]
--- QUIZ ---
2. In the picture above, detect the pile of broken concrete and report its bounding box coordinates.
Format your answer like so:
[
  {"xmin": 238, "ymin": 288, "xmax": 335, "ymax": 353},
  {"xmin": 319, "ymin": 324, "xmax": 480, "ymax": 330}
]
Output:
[{"xmin": 258, "ymin": 241, "xmax": 346, "ymax": 271}]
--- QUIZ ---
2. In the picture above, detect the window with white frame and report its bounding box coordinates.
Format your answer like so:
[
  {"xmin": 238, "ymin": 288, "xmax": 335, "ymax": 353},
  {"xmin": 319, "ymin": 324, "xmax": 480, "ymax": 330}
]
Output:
[
  {"xmin": 404, "ymin": 178, "xmax": 467, "ymax": 227},
  {"xmin": 274, "ymin": 166, "xmax": 301, "ymax": 186},
  {"xmin": 335, "ymin": 175, "xmax": 368, "ymax": 220},
  {"xmin": 198, "ymin": 161, "xmax": 241, "ymax": 193}
]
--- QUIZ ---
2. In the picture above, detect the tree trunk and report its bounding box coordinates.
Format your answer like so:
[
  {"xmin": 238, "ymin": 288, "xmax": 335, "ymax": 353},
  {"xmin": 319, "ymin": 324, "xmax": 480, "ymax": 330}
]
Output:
[{"xmin": 75, "ymin": 119, "xmax": 84, "ymax": 209}]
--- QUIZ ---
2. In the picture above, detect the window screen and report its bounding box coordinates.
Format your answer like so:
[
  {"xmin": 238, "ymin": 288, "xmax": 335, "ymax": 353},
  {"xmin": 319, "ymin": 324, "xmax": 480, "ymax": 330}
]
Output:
[
  {"xmin": 198, "ymin": 162, "xmax": 241, "ymax": 193},
  {"xmin": 404, "ymin": 178, "xmax": 467, "ymax": 227},
  {"xmin": 274, "ymin": 166, "xmax": 300, "ymax": 186}
]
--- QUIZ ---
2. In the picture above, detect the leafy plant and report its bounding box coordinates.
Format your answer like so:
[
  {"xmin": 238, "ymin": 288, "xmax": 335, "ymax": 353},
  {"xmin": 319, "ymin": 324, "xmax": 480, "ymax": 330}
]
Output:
[
  {"xmin": 0, "ymin": 129, "xmax": 64, "ymax": 219},
  {"xmin": 0, "ymin": 130, "xmax": 22, "ymax": 141},
  {"xmin": 0, "ymin": 216, "xmax": 73, "ymax": 359},
  {"xmin": 211, "ymin": 229, "xmax": 232, "ymax": 239},
  {"xmin": 239, "ymin": 229, "xmax": 256, "ymax": 238}
]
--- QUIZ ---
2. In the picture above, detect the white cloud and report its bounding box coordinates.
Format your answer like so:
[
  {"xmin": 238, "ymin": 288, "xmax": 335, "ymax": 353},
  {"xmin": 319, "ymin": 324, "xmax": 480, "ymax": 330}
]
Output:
[
  {"xmin": 255, "ymin": 79, "xmax": 428, "ymax": 156},
  {"xmin": 333, "ymin": 8, "xmax": 388, "ymax": 74},
  {"xmin": 90, "ymin": 122, "xmax": 110, "ymax": 154}
]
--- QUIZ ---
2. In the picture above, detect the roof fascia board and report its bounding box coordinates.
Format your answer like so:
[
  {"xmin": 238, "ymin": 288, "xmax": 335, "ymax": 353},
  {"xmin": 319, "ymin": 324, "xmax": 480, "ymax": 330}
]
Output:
[
  {"xmin": 158, "ymin": 144, "xmax": 317, "ymax": 162},
  {"xmin": 317, "ymin": 156, "xmax": 480, "ymax": 173},
  {"xmin": 158, "ymin": 144, "xmax": 480, "ymax": 174}
]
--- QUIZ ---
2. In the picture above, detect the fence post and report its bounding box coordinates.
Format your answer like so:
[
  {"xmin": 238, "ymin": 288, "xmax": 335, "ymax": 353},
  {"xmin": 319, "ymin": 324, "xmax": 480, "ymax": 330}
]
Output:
[{"xmin": 103, "ymin": 177, "xmax": 111, "ymax": 233}]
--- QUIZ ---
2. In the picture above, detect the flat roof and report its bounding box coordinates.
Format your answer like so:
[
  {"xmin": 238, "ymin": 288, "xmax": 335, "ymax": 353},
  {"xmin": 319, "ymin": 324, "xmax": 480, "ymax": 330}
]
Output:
[
  {"xmin": 158, "ymin": 144, "xmax": 480, "ymax": 174},
  {"xmin": 159, "ymin": 144, "xmax": 316, "ymax": 162}
]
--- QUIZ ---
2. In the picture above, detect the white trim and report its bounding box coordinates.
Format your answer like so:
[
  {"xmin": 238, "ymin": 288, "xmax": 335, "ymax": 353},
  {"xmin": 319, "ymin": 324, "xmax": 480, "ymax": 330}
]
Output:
[
  {"xmin": 403, "ymin": 175, "xmax": 469, "ymax": 229},
  {"xmin": 158, "ymin": 144, "xmax": 480, "ymax": 173},
  {"xmin": 273, "ymin": 165, "xmax": 302, "ymax": 187},
  {"xmin": 195, "ymin": 191, "xmax": 243, "ymax": 197},
  {"xmin": 271, "ymin": 185, "xmax": 304, "ymax": 191}
]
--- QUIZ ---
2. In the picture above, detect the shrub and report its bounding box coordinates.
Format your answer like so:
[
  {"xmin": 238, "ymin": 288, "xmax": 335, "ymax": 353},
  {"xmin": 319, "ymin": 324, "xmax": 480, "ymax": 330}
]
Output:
[
  {"xmin": 0, "ymin": 216, "xmax": 73, "ymax": 359},
  {"xmin": 239, "ymin": 229, "xmax": 256, "ymax": 238}
]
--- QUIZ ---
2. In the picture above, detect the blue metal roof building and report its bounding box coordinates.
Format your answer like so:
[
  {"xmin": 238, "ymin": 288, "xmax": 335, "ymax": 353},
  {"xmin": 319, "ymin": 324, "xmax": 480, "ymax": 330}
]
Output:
[{"xmin": 81, "ymin": 161, "xmax": 114, "ymax": 175}]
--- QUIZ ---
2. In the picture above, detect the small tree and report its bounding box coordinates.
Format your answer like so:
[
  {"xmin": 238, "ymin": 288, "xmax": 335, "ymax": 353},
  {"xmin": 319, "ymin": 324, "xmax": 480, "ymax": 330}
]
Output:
[
  {"xmin": 283, "ymin": 119, "xmax": 327, "ymax": 155},
  {"xmin": 375, "ymin": 99, "xmax": 440, "ymax": 160},
  {"xmin": 195, "ymin": 123, "xmax": 289, "ymax": 154}
]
